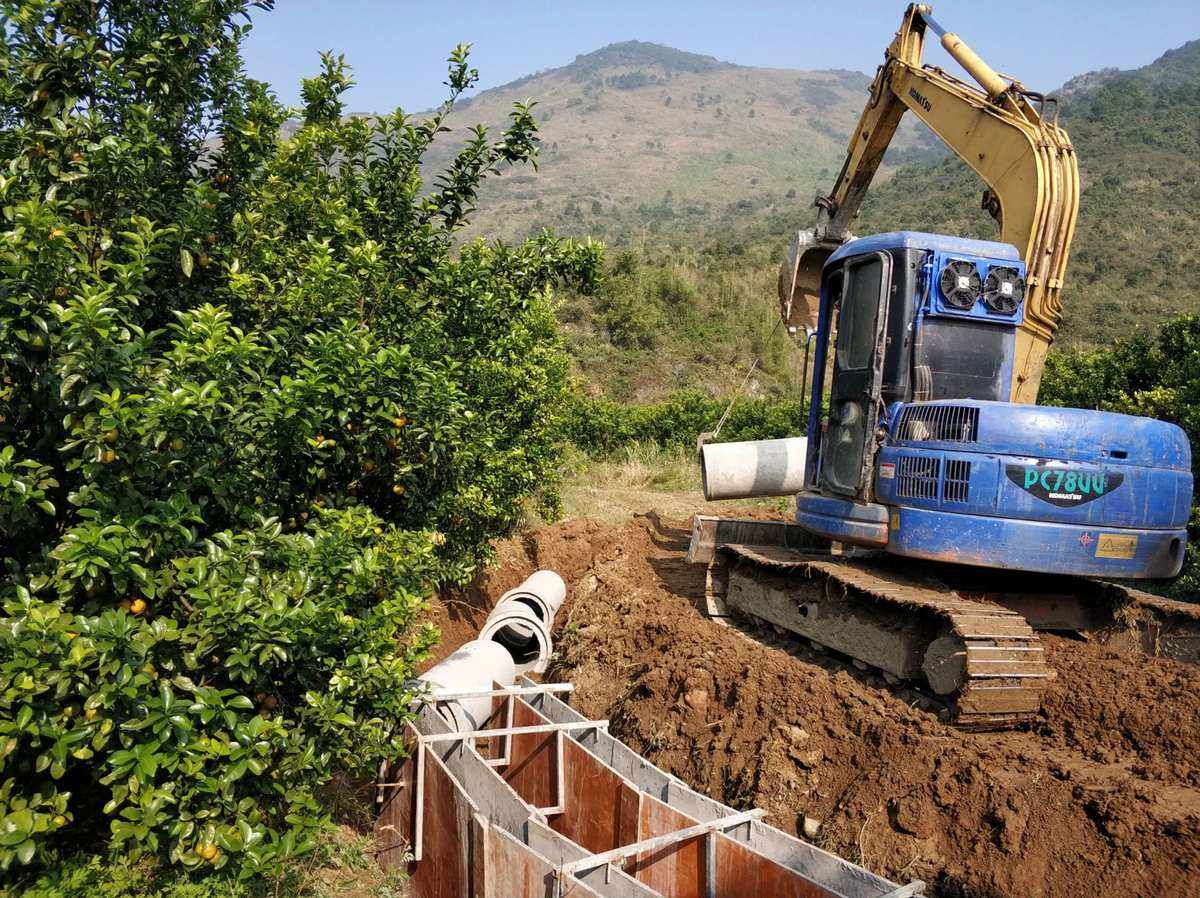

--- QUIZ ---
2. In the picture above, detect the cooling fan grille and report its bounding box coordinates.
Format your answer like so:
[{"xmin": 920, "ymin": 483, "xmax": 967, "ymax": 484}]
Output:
[
  {"xmin": 983, "ymin": 266, "xmax": 1026, "ymax": 314},
  {"xmin": 938, "ymin": 259, "xmax": 981, "ymax": 309}
]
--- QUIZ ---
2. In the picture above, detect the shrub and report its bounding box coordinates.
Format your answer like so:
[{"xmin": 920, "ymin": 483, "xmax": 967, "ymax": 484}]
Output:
[
  {"xmin": 0, "ymin": 0, "xmax": 599, "ymax": 878},
  {"xmin": 564, "ymin": 389, "xmax": 804, "ymax": 455}
]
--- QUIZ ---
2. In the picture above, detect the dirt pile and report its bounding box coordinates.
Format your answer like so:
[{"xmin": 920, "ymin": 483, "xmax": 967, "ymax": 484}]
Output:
[{"xmin": 436, "ymin": 513, "xmax": 1200, "ymax": 898}]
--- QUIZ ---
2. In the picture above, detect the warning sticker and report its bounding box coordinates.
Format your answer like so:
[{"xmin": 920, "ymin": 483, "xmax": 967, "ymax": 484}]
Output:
[
  {"xmin": 1095, "ymin": 534, "xmax": 1137, "ymax": 559},
  {"xmin": 879, "ymin": 462, "xmax": 896, "ymax": 480}
]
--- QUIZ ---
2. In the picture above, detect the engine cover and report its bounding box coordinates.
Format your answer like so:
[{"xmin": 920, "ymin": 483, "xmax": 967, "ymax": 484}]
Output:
[{"xmin": 865, "ymin": 400, "xmax": 1192, "ymax": 578}]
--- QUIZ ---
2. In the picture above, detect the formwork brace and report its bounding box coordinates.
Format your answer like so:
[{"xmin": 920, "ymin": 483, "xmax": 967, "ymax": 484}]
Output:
[
  {"xmin": 424, "ymin": 683, "xmax": 576, "ymax": 701},
  {"xmin": 420, "ymin": 685, "xmax": 578, "ymax": 769},
  {"xmin": 409, "ymin": 719, "xmax": 609, "ymax": 862},
  {"xmin": 556, "ymin": 808, "xmax": 766, "ymax": 879},
  {"xmin": 418, "ymin": 720, "xmax": 609, "ymax": 743}
]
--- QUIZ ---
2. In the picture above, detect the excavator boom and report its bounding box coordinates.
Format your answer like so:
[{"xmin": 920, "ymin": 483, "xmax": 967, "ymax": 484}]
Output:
[{"xmin": 779, "ymin": 3, "xmax": 1078, "ymax": 402}]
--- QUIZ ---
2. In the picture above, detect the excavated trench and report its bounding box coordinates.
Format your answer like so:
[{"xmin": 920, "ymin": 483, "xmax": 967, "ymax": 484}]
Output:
[{"xmin": 428, "ymin": 513, "xmax": 1200, "ymax": 898}]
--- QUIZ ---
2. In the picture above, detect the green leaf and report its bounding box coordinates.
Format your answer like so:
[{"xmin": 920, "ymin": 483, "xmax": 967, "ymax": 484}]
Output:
[{"xmin": 180, "ymin": 247, "xmax": 194, "ymax": 278}]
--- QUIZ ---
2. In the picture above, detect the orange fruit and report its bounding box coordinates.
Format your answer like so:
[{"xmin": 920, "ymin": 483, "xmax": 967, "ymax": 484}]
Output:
[
  {"xmin": 129, "ymin": 598, "xmax": 147, "ymax": 615},
  {"xmin": 391, "ymin": 484, "xmax": 405, "ymax": 496},
  {"xmin": 53, "ymin": 815, "xmax": 67, "ymax": 826}
]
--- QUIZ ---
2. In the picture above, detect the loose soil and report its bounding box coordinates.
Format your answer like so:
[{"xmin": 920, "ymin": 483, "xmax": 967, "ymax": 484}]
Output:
[{"xmin": 431, "ymin": 513, "xmax": 1200, "ymax": 898}]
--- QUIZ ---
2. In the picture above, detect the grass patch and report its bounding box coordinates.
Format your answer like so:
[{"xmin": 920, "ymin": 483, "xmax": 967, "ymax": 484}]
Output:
[{"xmin": 556, "ymin": 442, "xmax": 791, "ymax": 522}]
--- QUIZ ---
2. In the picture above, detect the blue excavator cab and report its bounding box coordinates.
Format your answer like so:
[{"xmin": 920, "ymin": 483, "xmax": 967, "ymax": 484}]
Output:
[{"xmin": 796, "ymin": 231, "xmax": 1192, "ymax": 579}]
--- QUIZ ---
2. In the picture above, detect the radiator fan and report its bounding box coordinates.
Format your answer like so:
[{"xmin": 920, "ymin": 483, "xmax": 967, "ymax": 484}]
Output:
[
  {"xmin": 938, "ymin": 259, "xmax": 981, "ymax": 309},
  {"xmin": 983, "ymin": 266, "xmax": 1026, "ymax": 314}
]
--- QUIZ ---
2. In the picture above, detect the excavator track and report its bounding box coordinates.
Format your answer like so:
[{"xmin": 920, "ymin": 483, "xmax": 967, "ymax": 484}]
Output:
[{"xmin": 719, "ymin": 545, "xmax": 1056, "ymax": 730}]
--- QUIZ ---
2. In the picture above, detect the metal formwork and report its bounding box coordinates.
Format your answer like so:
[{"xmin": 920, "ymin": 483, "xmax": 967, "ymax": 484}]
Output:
[{"xmin": 375, "ymin": 679, "xmax": 922, "ymax": 898}]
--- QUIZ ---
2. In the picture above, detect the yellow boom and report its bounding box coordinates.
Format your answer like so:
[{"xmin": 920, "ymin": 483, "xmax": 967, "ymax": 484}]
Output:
[{"xmin": 778, "ymin": 3, "xmax": 1078, "ymax": 403}]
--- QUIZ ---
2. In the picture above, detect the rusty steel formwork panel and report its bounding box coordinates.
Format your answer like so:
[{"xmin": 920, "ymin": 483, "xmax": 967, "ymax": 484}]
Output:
[
  {"xmin": 522, "ymin": 677, "xmax": 909, "ymax": 898},
  {"xmin": 375, "ymin": 724, "xmax": 479, "ymax": 897},
  {"xmin": 505, "ymin": 690, "xmax": 881, "ymax": 898},
  {"xmin": 505, "ymin": 699, "xmax": 643, "ymax": 856},
  {"xmin": 627, "ymin": 797, "xmax": 706, "ymax": 897}
]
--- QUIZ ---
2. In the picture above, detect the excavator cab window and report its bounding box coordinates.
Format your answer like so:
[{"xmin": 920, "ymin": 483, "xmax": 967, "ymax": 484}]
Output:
[
  {"xmin": 817, "ymin": 253, "xmax": 890, "ymax": 497},
  {"xmin": 914, "ymin": 316, "xmax": 1008, "ymax": 401}
]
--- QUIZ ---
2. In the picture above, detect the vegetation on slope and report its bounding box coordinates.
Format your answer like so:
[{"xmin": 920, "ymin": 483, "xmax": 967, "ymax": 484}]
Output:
[
  {"xmin": 0, "ymin": 0, "xmax": 596, "ymax": 884},
  {"xmin": 550, "ymin": 36, "xmax": 1200, "ymax": 403}
]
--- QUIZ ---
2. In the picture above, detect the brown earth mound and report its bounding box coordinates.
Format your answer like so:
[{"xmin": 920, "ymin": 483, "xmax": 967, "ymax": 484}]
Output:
[{"xmin": 434, "ymin": 513, "xmax": 1200, "ymax": 898}]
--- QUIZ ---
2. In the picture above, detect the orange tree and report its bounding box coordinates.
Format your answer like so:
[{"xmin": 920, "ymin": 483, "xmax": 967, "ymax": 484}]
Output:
[{"xmin": 0, "ymin": 0, "xmax": 600, "ymax": 878}]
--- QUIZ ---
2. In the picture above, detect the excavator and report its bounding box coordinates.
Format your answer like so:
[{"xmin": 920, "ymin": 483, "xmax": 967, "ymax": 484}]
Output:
[{"xmin": 689, "ymin": 3, "xmax": 1200, "ymax": 729}]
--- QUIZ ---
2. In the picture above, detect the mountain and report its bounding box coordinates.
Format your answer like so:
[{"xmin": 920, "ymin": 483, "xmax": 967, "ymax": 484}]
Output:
[
  {"xmin": 413, "ymin": 38, "xmax": 1200, "ymax": 401},
  {"xmin": 858, "ymin": 39, "xmax": 1200, "ymax": 349},
  {"xmin": 424, "ymin": 41, "xmax": 938, "ymax": 243},
  {"xmin": 557, "ymin": 38, "xmax": 1200, "ymax": 401}
]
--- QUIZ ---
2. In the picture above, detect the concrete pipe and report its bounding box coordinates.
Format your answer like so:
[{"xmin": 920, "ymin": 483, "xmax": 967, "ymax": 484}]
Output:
[
  {"xmin": 497, "ymin": 570, "xmax": 567, "ymax": 632},
  {"xmin": 480, "ymin": 601, "xmax": 553, "ymax": 675},
  {"xmin": 700, "ymin": 437, "xmax": 808, "ymax": 501},
  {"xmin": 419, "ymin": 639, "xmax": 516, "ymax": 732}
]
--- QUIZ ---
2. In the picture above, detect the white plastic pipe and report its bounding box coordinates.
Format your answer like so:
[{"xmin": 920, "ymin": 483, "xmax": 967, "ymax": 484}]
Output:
[
  {"xmin": 497, "ymin": 570, "xmax": 567, "ymax": 632},
  {"xmin": 419, "ymin": 639, "xmax": 516, "ymax": 732},
  {"xmin": 700, "ymin": 437, "xmax": 808, "ymax": 501},
  {"xmin": 480, "ymin": 601, "xmax": 552, "ymax": 675}
]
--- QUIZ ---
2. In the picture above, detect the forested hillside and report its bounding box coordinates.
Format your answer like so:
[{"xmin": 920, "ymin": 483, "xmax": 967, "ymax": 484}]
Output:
[
  {"xmin": 422, "ymin": 41, "xmax": 937, "ymax": 243},
  {"xmin": 555, "ymin": 37, "xmax": 1200, "ymax": 400}
]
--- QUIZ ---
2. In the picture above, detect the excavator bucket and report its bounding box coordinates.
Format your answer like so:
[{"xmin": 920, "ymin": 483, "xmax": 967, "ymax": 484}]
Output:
[{"xmin": 777, "ymin": 228, "xmax": 847, "ymax": 331}]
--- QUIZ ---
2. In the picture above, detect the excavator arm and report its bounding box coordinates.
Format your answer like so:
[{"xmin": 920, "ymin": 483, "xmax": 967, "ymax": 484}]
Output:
[{"xmin": 779, "ymin": 3, "xmax": 1078, "ymax": 402}]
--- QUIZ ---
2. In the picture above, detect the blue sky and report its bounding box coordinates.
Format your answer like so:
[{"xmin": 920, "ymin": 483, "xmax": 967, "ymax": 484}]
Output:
[{"xmin": 243, "ymin": 1, "xmax": 1200, "ymax": 113}]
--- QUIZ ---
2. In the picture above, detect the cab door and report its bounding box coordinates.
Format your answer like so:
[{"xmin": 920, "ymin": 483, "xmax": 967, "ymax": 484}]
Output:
[{"xmin": 818, "ymin": 253, "xmax": 891, "ymax": 497}]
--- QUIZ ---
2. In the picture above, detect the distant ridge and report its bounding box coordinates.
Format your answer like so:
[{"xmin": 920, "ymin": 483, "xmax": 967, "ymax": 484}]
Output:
[
  {"xmin": 566, "ymin": 40, "xmax": 736, "ymax": 75},
  {"xmin": 422, "ymin": 41, "xmax": 933, "ymax": 242}
]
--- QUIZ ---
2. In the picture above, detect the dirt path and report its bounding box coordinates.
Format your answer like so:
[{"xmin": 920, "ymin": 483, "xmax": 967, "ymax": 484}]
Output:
[{"xmin": 432, "ymin": 512, "xmax": 1200, "ymax": 898}]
